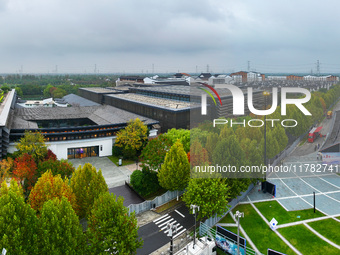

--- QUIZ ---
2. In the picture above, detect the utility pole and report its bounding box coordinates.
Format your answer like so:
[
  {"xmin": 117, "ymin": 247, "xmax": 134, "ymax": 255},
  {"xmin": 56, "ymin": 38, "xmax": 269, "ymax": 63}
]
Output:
[
  {"xmin": 235, "ymin": 211, "xmax": 244, "ymax": 255},
  {"xmin": 190, "ymin": 205, "xmax": 200, "ymax": 249},
  {"xmin": 263, "ymin": 91, "xmax": 270, "ymax": 181},
  {"xmin": 248, "ymin": 61, "xmax": 250, "ymax": 72}
]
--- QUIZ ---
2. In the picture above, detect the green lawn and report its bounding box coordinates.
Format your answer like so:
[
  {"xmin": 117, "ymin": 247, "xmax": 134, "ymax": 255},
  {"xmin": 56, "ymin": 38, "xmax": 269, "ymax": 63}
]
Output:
[
  {"xmin": 255, "ymin": 200, "xmax": 324, "ymax": 224},
  {"xmin": 308, "ymin": 219, "xmax": 340, "ymax": 245},
  {"xmin": 108, "ymin": 155, "xmax": 136, "ymax": 166},
  {"xmin": 232, "ymin": 204, "xmax": 295, "ymax": 255},
  {"xmin": 279, "ymin": 224, "xmax": 340, "ymax": 255},
  {"xmin": 218, "ymin": 213, "xmax": 235, "ymax": 224}
]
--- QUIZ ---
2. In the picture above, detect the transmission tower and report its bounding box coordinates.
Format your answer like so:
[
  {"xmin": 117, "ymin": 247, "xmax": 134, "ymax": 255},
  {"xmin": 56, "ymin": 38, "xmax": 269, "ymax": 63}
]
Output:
[{"xmin": 316, "ymin": 60, "xmax": 320, "ymax": 76}]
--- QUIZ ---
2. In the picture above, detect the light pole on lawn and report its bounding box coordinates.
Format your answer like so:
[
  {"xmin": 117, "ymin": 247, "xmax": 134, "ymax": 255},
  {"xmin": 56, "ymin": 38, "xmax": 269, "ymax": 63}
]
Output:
[
  {"xmin": 235, "ymin": 211, "xmax": 244, "ymax": 255},
  {"xmin": 190, "ymin": 204, "xmax": 200, "ymax": 249},
  {"xmin": 263, "ymin": 91, "xmax": 270, "ymax": 181}
]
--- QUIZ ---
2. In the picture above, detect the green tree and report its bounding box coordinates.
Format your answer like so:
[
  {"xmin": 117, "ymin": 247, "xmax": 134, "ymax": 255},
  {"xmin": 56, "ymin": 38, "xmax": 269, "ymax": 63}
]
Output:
[
  {"xmin": 38, "ymin": 197, "xmax": 85, "ymax": 254},
  {"xmin": 15, "ymin": 131, "xmax": 48, "ymax": 163},
  {"xmin": 190, "ymin": 128, "xmax": 210, "ymax": 147},
  {"xmin": 182, "ymin": 177, "xmax": 230, "ymax": 220},
  {"xmin": 205, "ymin": 132, "xmax": 219, "ymax": 162},
  {"xmin": 43, "ymin": 84, "xmax": 54, "ymax": 98},
  {"xmin": 115, "ymin": 118, "xmax": 148, "ymax": 159},
  {"xmin": 212, "ymin": 136, "xmax": 245, "ymax": 171},
  {"xmin": 70, "ymin": 163, "xmax": 108, "ymax": 219},
  {"xmin": 15, "ymin": 86, "xmax": 23, "ymax": 97},
  {"xmin": 140, "ymin": 134, "xmax": 171, "ymax": 171},
  {"xmin": 0, "ymin": 189, "xmax": 39, "ymax": 255},
  {"xmin": 87, "ymin": 192, "xmax": 143, "ymax": 254},
  {"xmin": 37, "ymin": 159, "xmax": 74, "ymax": 179},
  {"xmin": 130, "ymin": 166, "xmax": 161, "ymax": 197},
  {"xmin": 219, "ymin": 124, "xmax": 234, "ymax": 140},
  {"xmin": 164, "ymin": 128, "xmax": 190, "ymax": 153},
  {"xmin": 158, "ymin": 140, "xmax": 190, "ymax": 191},
  {"xmin": 52, "ymin": 87, "xmax": 67, "ymax": 98},
  {"xmin": 1, "ymin": 85, "xmax": 10, "ymax": 93}
]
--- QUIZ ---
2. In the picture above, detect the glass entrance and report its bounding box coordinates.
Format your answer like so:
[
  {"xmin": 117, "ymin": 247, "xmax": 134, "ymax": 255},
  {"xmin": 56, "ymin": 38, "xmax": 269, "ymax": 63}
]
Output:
[{"xmin": 67, "ymin": 146, "xmax": 99, "ymax": 159}]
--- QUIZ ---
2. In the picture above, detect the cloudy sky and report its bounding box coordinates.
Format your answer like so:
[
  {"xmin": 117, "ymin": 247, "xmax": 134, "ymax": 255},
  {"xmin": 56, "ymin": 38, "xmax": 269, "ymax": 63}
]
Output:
[{"xmin": 1, "ymin": 0, "xmax": 340, "ymax": 74}]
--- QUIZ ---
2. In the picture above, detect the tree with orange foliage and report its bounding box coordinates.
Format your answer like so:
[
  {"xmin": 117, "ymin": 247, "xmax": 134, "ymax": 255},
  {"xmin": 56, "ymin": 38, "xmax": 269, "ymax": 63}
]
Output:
[
  {"xmin": 190, "ymin": 140, "xmax": 210, "ymax": 168},
  {"xmin": 29, "ymin": 170, "xmax": 77, "ymax": 214},
  {"xmin": 13, "ymin": 153, "xmax": 37, "ymax": 195}
]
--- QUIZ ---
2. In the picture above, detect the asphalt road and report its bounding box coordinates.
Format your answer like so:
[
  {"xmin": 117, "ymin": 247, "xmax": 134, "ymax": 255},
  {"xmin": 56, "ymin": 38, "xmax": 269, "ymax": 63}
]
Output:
[
  {"xmin": 291, "ymin": 99, "xmax": 340, "ymax": 157},
  {"xmin": 137, "ymin": 204, "xmax": 195, "ymax": 255}
]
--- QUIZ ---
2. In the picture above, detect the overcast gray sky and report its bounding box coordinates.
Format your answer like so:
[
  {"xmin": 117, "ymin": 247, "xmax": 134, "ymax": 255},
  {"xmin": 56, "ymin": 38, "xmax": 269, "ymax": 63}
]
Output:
[{"xmin": 1, "ymin": 0, "xmax": 340, "ymax": 74}]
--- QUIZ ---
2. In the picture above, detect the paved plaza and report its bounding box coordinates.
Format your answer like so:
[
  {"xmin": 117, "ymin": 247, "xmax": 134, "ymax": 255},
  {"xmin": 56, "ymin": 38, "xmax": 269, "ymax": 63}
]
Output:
[{"xmin": 68, "ymin": 157, "xmax": 133, "ymax": 188}]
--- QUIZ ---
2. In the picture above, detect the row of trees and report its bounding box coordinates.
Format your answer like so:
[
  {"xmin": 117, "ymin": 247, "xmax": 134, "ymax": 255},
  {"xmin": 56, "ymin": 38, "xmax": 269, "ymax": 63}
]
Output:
[
  {"xmin": 0, "ymin": 132, "xmax": 142, "ymax": 254},
  {"xmin": 0, "ymin": 74, "xmax": 119, "ymax": 98}
]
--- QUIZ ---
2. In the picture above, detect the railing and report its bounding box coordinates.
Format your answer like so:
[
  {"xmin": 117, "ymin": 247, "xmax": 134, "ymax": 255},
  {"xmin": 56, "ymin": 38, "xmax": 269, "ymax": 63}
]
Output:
[
  {"xmin": 127, "ymin": 189, "xmax": 185, "ymax": 215},
  {"xmin": 199, "ymin": 222, "xmax": 263, "ymax": 255}
]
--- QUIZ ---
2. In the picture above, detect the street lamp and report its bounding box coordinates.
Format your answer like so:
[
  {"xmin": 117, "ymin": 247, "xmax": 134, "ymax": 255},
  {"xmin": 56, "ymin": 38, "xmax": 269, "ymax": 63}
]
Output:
[
  {"xmin": 263, "ymin": 91, "xmax": 270, "ymax": 181},
  {"xmin": 190, "ymin": 204, "xmax": 200, "ymax": 249},
  {"xmin": 235, "ymin": 211, "xmax": 244, "ymax": 255},
  {"xmin": 167, "ymin": 222, "xmax": 178, "ymax": 255}
]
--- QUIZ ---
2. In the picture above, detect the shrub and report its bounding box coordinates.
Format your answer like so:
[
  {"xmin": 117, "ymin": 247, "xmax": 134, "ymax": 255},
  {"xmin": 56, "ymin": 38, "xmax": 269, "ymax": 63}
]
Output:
[{"xmin": 130, "ymin": 167, "xmax": 161, "ymax": 197}]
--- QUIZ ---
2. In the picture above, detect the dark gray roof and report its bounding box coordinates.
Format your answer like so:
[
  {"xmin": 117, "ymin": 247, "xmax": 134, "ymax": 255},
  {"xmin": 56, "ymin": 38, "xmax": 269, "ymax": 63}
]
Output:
[
  {"xmin": 9, "ymin": 105, "xmax": 158, "ymax": 129},
  {"xmin": 62, "ymin": 94, "xmax": 100, "ymax": 107},
  {"xmin": 131, "ymin": 85, "xmax": 258, "ymax": 98}
]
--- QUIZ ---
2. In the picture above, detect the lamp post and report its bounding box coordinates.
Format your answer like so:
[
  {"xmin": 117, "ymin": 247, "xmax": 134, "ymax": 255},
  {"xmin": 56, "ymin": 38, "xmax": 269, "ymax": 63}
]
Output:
[
  {"xmin": 235, "ymin": 211, "xmax": 244, "ymax": 255},
  {"xmin": 167, "ymin": 222, "xmax": 177, "ymax": 255},
  {"xmin": 263, "ymin": 91, "xmax": 270, "ymax": 181},
  {"xmin": 190, "ymin": 204, "xmax": 200, "ymax": 249}
]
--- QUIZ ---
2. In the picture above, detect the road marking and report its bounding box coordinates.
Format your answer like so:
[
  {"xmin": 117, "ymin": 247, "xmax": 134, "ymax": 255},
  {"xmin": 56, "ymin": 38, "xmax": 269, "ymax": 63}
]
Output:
[
  {"xmin": 153, "ymin": 214, "xmax": 169, "ymax": 223},
  {"xmin": 154, "ymin": 215, "xmax": 171, "ymax": 225},
  {"xmin": 173, "ymin": 228, "xmax": 186, "ymax": 239},
  {"xmin": 175, "ymin": 209, "xmax": 185, "ymax": 218},
  {"xmin": 160, "ymin": 219, "xmax": 177, "ymax": 230},
  {"xmin": 158, "ymin": 218, "xmax": 176, "ymax": 228},
  {"xmin": 164, "ymin": 223, "xmax": 181, "ymax": 234}
]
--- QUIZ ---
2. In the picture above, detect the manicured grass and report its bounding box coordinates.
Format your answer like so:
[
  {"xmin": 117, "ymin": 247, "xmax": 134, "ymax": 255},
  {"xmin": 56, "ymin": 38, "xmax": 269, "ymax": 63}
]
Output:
[
  {"xmin": 218, "ymin": 212, "xmax": 235, "ymax": 224},
  {"xmin": 108, "ymin": 155, "xmax": 136, "ymax": 166},
  {"xmin": 255, "ymin": 200, "xmax": 325, "ymax": 224},
  {"xmin": 279, "ymin": 224, "xmax": 340, "ymax": 255},
  {"xmin": 308, "ymin": 218, "xmax": 340, "ymax": 245},
  {"xmin": 232, "ymin": 204, "xmax": 295, "ymax": 255}
]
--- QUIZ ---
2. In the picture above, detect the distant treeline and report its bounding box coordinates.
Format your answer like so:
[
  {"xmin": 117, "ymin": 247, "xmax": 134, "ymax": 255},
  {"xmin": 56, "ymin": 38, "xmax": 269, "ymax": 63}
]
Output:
[{"xmin": 0, "ymin": 74, "xmax": 119, "ymax": 98}]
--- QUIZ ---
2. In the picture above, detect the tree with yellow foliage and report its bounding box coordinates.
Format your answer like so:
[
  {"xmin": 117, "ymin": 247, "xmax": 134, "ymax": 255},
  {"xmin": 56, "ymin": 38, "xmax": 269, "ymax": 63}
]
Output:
[
  {"xmin": 29, "ymin": 170, "xmax": 77, "ymax": 214},
  {"xmin": 15, "ymin": 131, "xmax": 48, "ymax": 163},
  {"xmin": 115, "ymin": 118, "xmax": 148, "ymax": 159}
]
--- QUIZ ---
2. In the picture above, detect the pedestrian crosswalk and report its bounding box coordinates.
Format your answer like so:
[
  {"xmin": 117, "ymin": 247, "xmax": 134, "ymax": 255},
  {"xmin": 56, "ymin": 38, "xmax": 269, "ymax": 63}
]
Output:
[{"xmin": 153, "ymin": 214, "xmax": 186, "ymax": 238}]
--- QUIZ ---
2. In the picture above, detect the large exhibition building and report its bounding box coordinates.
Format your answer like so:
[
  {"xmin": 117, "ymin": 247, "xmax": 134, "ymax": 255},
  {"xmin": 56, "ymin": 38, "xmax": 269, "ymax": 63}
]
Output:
[{"xmin": 0, "ymin": 90, "xmax": 159, "ymax": 160}]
